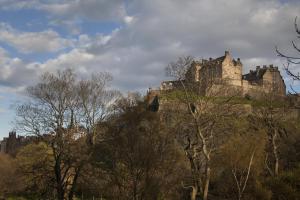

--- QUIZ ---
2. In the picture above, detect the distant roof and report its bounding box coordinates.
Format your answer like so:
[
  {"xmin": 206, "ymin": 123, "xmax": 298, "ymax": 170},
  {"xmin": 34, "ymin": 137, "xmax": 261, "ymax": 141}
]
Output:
[
  {"xmin": 243, "ymin": 68, "xmax": 267, "ymax": 81},
  {"xmin": 214, "ymin": 56, "xmax": 226, "ymax": 62},
  {"xmin": 243, "ymin": 66, "xmax": 279, "ymax": 81},
  {"xmin": 201, "ymin": 56, "xmax": 225, "ymax": 64},
  {"xmin": 199, "ymin": 51, "xmax": 241, "ymax": 66}
]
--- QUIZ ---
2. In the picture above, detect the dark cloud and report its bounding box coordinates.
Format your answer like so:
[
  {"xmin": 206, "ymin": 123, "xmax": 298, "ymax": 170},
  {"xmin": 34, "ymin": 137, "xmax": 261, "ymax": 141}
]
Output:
[
  {"xmin": 0, "ymin": 0, "xmax": 127, "ymax": 22},
  {"xmin": 41, "ymin": 0, "xmax": 126, "ymax": 22}
]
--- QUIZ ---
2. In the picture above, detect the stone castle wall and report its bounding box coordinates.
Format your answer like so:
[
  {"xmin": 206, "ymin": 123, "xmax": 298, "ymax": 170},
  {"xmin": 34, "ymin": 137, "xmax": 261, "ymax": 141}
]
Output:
[
  {"xmin": 221, "ymin": 52, "xmax": 242, "ymax": 87},
  {"xmin": 161, "ymin": 51, "xmax": 286, "ymax": 98}
]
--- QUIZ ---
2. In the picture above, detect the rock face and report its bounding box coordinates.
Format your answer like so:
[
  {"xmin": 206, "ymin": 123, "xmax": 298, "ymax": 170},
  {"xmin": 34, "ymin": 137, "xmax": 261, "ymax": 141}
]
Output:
[{"xmin": 160, "ymin": 51, "xmax": 286, "ymax": 98}]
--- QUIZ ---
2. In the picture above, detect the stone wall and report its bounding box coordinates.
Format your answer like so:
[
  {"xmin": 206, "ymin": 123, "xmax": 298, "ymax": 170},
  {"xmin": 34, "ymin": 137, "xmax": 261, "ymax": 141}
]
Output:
[
  {"xmin": 242, "ymin": 80, "xmax": 264, "ymax": 97},
  {"xmin": 221, "ymin": 51, "xmax": 242, "ymax": 87},
  {"xmin": 186, "ymin": 62, "xmax": 201, "ymax": 82},
  {"xmin": 262, "ymin": 68, "xmax": 286, "ymax": 96},
  {"xmin": 198, "ymin": 59, "xmax": 223, "ymax": 95},
  {"xmin": 206, "ymin": 84, "xmax": 242, "ymax": 97}
]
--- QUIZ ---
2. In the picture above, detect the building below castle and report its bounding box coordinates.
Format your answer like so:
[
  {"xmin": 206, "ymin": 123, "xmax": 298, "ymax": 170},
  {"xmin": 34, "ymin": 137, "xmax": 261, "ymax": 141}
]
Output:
[
  {"xmin": 0, "ymin": 131, "xmax": 38, "ymax": 156},
  {"xmin": 160, "ymin": 51, "xmax": 286, "ymax": 98}
]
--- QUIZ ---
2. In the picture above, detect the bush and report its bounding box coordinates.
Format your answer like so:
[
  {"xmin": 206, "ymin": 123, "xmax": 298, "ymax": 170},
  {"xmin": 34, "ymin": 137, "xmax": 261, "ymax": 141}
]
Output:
[{"xmin": 267, "ymin": 165, "xmax": 300, "ymax": 200}]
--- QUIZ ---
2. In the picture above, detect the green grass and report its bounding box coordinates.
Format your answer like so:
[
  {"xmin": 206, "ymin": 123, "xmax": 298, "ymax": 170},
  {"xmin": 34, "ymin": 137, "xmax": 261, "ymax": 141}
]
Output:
[{"xmin": 159, "ymin": 90, "xmax": 286, "ymax": 108}]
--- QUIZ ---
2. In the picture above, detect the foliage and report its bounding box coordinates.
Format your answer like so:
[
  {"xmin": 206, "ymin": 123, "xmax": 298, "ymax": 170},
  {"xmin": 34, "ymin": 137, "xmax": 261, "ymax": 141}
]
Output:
[
  {"xmin": 14, "ymin": 69, "xmax": 119, "ymax": 200},
  {"xmin": 160, "ymin": 90, "xmax": 286, "ymax": 108},
  {"xmin": 266, "ymin": 164, "xmax": 300, "ymax": 200},
  {"xmin": 2, "ymin": 95, "xmax": 300, "ymax": 200},
  {"xmin": 16, "ymin": 142, "xmax": 55, "ymax": 199},
  {"xmin": 90, "ymin": 98, "xmax": 186, "ymax": 200},
  {"xmin": 0, "ymin": 153, "xmax": 23, "ymax": 198},
  {"xmin": 212, "ymin": 130, "xmax": 267, "ymax": 200},
  {"xmin": 1, "ymin": 64, "xmax": 299, "ymax": 200}
]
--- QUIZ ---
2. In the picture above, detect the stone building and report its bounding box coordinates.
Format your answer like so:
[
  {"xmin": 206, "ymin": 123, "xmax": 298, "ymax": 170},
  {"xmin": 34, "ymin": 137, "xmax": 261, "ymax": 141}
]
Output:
[
  {"xmin": 0, "ymin": 131, "xmax": 37, "ymax": 156},
  {"xmin": 0, "ymin": 137, "xmax": 6, "ymax": 153},
  {"xmin": 160, "ymin": 51, "xmax": 286, "ymax": 98}
]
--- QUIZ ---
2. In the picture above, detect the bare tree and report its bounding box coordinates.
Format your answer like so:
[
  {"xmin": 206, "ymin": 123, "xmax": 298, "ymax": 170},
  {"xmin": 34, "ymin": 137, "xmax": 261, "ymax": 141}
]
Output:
[
  {"xmin": 221, "ymin": 133, "xmax": 265, "ymax": 200},
  {"xmin": 16, "ymin": 69, "xmax": 118, "ymax": 200},
  {"xmin": 77, "ymin": 72, "xmax": 121, "ymax": 143},
  {"xmin": 232, "ymin": 151, "xmax": 255, "ymax": 200},
  {"xmin": 250, "ymin": 91, "xmax": 288, "ymax": 177},
  {"xmin": 276, "ymin": 17, "xmax": 300, "ymax": 84},
  {"xmin": 165, "ymin": 56, "xmax": 238, "ymax": 200}
]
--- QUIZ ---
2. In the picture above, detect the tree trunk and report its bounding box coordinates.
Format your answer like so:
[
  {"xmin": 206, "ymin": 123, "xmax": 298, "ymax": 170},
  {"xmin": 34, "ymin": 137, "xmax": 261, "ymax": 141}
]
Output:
[
  {"xmin": 191, "ymin": 186, "xmax": 198, "ymax": 200},
  {"xmin": 201, "ymin": 134, "xmax": 211, "ymax": 200},
  {"xmin": 68, "ymin": 168, "xmax": 80, "ymax": 200},
  {"xmin": 203, "ymin": 166, "xmax": 210, "ymax": 200},
  {"xmin": 54, "ymin": 152, "xmax": 65, "ymax": 200},
  {"xmin": 238, "ymin": 194, "xmax": 242, "ymax": 200},
  {"xmin": 272, "ymin": 130, "xmax": 279, "ymax": 176},
  {"xmin": 55, "ymin": 165, "xmax": 65, "ymax": 200}
]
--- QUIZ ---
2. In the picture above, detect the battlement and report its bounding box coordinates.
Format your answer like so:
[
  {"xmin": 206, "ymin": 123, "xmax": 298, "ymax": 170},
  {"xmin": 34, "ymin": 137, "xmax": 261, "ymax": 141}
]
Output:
[
  {"xmin": 255, "ymin": 65, "xmax": 279, "ymax": 71},
  {"xmin": 9, "ymin": 131, "xmax": 16, "ymax": 138}
]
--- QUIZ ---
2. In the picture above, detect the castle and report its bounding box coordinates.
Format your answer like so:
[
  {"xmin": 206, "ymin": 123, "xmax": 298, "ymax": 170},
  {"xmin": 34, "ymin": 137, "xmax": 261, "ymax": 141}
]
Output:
[
  {"xmin": 0, "ymin": 131, "xmax": 26, "ymax": 156},
  {"xmin": 159, "ymin": 51, "xmax": 286, "ymax": 98},
  {"xmin": 0, "ymin": 131, "xmax": 39, "ymax": 156}
]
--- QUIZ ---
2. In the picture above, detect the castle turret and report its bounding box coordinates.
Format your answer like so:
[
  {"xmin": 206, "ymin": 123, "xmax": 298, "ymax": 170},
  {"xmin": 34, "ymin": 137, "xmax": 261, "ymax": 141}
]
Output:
[{"xmin": 221, "ymin": 51, "xmax": 242, "ymax": 87}]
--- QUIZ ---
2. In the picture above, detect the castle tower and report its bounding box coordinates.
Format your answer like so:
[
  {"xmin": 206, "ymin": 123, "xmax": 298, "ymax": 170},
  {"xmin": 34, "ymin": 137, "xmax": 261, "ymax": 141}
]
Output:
[
  {"xmin": 221, "ymin": 51, "xmax": 242, "ymax": 87},
  {"xmin": 242, "ymin": 65, "xmax": 286, "ymax": 97}
]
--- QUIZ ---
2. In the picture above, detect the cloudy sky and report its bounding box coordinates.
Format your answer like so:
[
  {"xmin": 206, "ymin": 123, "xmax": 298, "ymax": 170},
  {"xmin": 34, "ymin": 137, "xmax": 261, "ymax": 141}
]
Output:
[{"xmin": 0, "ymin": 0, "xmax": 300, "ymax": 139}]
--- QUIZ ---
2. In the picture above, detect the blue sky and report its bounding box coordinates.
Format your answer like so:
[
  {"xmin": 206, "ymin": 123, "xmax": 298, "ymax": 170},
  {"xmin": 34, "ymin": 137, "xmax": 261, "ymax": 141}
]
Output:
[{"xmin": 0, "ymin": 0, "xmax": 300, "ymax": 140}]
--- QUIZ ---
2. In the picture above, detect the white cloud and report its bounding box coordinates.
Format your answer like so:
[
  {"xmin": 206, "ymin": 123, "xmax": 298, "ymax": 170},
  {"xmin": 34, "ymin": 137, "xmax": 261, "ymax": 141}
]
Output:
[
  {"xmin": 0, "ymin": 0, "xmax": 40, "ymax": 10},
  {"xmin": 124, "ymin": 16, "xmax": 135, "ymax": 24},
  {"xmin": 0, "ymin": 85, "xmax": 27, "ymax": 94},
  {"xmin": 251, "ymin": 8, "xmax": 279, "ymax": 25},
  {"xmin": 0, "ymin": 0, "xmax": 128, "ymax": 34},
  {"xmin": 1, "ymin": 0, "xmax": 300, "ymax": 94},
  {"xmin": 0, "ymin": 23, "xmax": 73, "ymax": 53},
  {"xmin": 49, "ymin": 19, "xmax": 82, "ymax": 35},
  {"xmin": 0, "ymin": 47, "xmax": 41, "ymax": 88}
]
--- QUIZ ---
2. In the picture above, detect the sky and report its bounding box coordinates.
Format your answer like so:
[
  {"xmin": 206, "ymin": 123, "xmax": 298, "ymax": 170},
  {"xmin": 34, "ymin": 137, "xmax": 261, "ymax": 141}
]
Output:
[{"xmin": 0, "ymin": 0, "xmax": 300, "ymax": 140}]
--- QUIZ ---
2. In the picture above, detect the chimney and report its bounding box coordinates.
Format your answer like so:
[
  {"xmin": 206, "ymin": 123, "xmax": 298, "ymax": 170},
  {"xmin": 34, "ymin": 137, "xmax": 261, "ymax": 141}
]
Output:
[{"xmin": 256, "ymin": 66, "xmax": 260, "ymax": 70}]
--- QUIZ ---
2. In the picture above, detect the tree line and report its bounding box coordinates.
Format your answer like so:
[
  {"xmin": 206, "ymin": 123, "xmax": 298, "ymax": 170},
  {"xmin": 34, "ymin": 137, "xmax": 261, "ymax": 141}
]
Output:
[{"xmin": 0, "ymin": 65, "xmax": 299, "ymax": 200}]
